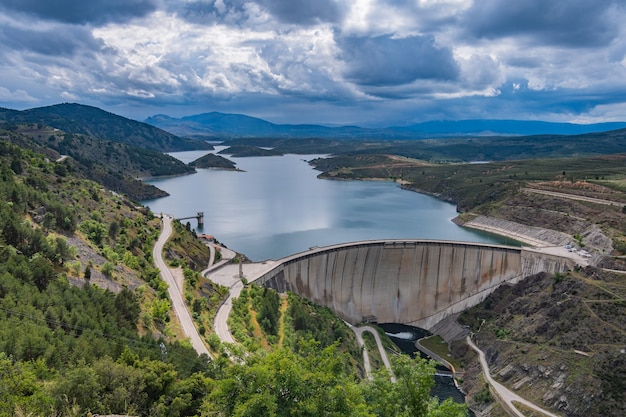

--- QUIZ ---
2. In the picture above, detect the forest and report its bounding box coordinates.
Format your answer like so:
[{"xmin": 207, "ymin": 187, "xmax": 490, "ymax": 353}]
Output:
[{"xmin": 0, "ymin": 131, "xmax": 467, "ymax": 416}]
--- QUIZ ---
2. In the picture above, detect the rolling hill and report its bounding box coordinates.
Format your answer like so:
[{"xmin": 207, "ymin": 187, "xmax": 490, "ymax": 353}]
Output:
[{"xmin": 0, "ymin": 103, "xmax": 212, "ymax": 152}]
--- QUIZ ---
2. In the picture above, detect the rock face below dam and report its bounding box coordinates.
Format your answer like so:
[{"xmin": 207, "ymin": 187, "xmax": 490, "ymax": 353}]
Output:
[{"xmin": 255, "ymin": 240, "xmax": 575, "ymax": 330}]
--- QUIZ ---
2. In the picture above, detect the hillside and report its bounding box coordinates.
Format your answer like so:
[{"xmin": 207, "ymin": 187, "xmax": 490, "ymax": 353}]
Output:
[
  {"xmin": 0, "ymin": 134, "xmax": 466, "ymax": 417},
  {"xmin": 455, "ymin": 268, "xmax": 626, "ymax": 417},
  {"xmin": 309, "ymin": 137, "xmax": 626, "ymax": 416},
  {"xmin": 390, "ymin": 119, "xmax": 626, "ymax": 137},
  {"xmin": 0, "ymin": 137, "xmax": 222, "ymax": 415},
  {"xmin": 1, "ymin": 123, "xmax": 194, "ymax": 200},
  {"xmin": 0, "ymin": 103, "xmax": 212, "ymax": 152},
  {"xmin": 189, "ymin": 152, "xmax": 238, "ymax": 169}
]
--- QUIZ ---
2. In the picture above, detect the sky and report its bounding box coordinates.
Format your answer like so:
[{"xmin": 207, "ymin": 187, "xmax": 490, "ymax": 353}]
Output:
[{"xmin": 0, "ymin": 0, "xmax": 625, "ymax": 126}]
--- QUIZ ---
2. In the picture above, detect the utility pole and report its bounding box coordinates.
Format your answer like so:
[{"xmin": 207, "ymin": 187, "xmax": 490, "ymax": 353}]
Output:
[{"xmin": 159, "ymin": 342, "xmax": 167, "ymax": 362}]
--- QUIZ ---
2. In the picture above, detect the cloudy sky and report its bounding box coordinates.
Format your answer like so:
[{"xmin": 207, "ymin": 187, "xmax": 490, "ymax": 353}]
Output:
[{"xmin": 1, "ymin": 0, "xmax": 625, "ymax": 126}]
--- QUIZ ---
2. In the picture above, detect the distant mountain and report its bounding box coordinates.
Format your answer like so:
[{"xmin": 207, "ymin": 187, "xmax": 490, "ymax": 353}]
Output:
[
  {"xmin": 146, "ymin": 111, "xmax": 626, "ymax": 140},
  {"xmin": 391, "ymin": 119, "xmax": 626, "ymax": 137},
  {"xmin": 145, "ymin": 112, "xmax": 380, "ymax": 139},
  {"xmin": 0, "ymin": 103, "xmax": 212, "ymax": 152}
]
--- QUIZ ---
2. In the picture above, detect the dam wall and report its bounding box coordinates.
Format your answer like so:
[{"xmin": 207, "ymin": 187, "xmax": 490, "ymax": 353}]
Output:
[{"xmin": 255, "ymin": 240, "xmax": 575, "ymax": 330}]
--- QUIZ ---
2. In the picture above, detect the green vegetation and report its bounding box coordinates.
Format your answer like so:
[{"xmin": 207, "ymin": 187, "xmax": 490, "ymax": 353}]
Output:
[
  {"xmin": 165, "ymin": 220, "xmax": 213, "ymax": 271},
  {"xmin": 419, "ymin": 335, "xmax": 463, "ymax": 371},
  {"xmin": 0, "ymin": 103, "xmax": 212, "ymax": 152},
  {"xmin": 0, "ymin": 135, "xmax": 466, "ymax": 416},
  {"xmin": 189, "ymin": 152, "xmax": 238, "ymax": 169},
  {"xmin": 313, "ymin": 153, "xmax": 626, "ymax": 211},
  {"xmin": 0, "ymin": 136, "xmax": 215, "ymax": 415},
  {"xmin": 229, "ymin": 285, "xmax": 359, "ymax": 359},
  {"xmin": 364, "ymin": 354, "xmax": 467, "ymax": 417},
  {"xmin": 201, "ymin": 342, "xmax": 467, "ymax": 417},
  {"xmin": 2, "ymin": 123, "xmax": 193, "ymax": 200},
  {"xmin": 221, "ymin": 127, "xmax": 626, "ymax": 162}
]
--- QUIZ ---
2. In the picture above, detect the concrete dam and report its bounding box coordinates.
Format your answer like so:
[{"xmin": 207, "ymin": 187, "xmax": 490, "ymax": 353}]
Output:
[{"xmin": 254, "ymin": 240, "xmax": 575, "ymax": 330}]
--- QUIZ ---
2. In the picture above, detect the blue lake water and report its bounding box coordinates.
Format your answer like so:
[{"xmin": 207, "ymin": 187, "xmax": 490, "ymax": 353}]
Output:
[
  {"xmin": 145, "ymin": 149, "xmax": 488, "ymax": 407},
  {"xmin": 144, "ymin": 149, "xmax": 506, "ymax": 261}
]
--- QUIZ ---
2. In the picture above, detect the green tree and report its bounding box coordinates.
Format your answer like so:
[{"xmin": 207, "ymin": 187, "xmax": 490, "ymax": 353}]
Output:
[
  {"xmin": 10, "ymin": 157, "xmax": 23, "ymax": 174},
  {"xmin": 79, "ymin": 219, "xmax": 107, "ymax": 246},
  {"xmin": 364, "ymin": 355, "xmax": 467, "ymax": 417},
  {"xmin": 0, "ymin": 353, "xmax": 54, "ymax": 416},
  {"xmin": 151, "ymin": 299, "xmax": 171, "ymax": 323},
  {"xmin": 50, "ymin": 365, "xmax": 101, "ymax": 413},
  {"xmin": 101, "ymin": 261, "xmax": 114, "ymax": 277},
  {"xmin": 30, "ymin": 254, "xmax": 56, "ymax": 291},
  {"xmin": 108, "ymin": 220, "xmax": 120, "ymax": 239},
  {"xmin": 203, "ymin": 344, "xmax": 373, "ymax": 417}
]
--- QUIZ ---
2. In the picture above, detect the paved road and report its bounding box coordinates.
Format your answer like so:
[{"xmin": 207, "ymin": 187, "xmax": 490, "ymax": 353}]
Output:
[
  {"xmin": 466, "ymin": 336, "xmax": 561, "ymax": 417},
  {"xmin": 153, "ymin": 215, "xmax": 209, "ymax": 357},
  {"xmin": 204, "ymin": 261, "xmax": 278, "ymax": 345},
  {"xmin": 348, "ymin": 324, "xmax": 396, "ymax": 382}
]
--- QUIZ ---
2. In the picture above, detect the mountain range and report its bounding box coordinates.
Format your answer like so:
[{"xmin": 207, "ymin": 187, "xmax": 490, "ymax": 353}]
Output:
[
  {"xmin": 145, "ymin": 112, "xmax": 626, "ymax": 139},
  {"xmin": 2, "ymin": 103, "xmax": 625, "ymax": 143}
]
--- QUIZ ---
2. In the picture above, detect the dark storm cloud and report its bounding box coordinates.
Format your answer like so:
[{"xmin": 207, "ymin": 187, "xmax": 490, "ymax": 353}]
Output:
[
  {"xmin": 464, "ymin": 0, "xmax": 623, "ymax": 47},
  {"xmin": 339, "ymin": 34, "xmax": 459, "ymax": 87},
  {"xmin": 178, "ymin": 0, "xmax": 248, "ymax": 25},
  {"xmin": 0, "ymin": 0, "xmax": 158, "ymax": 25},
  {"xmin": 0, "ymin": 24, "xmax": 103, "ymax": 56},
  {"xmin": 178, "ymin": 0, "xmax": 344, "ymax": 26},
  {"xmin": 257, "ymin": 0, "xmax": 344, "ymax": 25}
]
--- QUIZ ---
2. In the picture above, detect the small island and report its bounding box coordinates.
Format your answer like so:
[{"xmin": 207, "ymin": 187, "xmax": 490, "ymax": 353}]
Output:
[
  {"xmin": 218, "ymin": 144, "xmax": 283, "ymax": 157},
  {"xmin": 189, "ymin": 152, "xmax": 239, "ymax": 169}
]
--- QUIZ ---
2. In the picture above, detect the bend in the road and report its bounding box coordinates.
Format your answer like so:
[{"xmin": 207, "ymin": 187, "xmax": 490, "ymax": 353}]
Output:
[
  {"xmin": 204, "ymin": 261, "xmax": 278, "ymax": 346},
  {"xmin": 153, "ymin": 215, "xmax": 210, "ymax": 357},
  {"xmin": 348, "ymin": 324, "xmax": 396, "ymax": 382},
  {"xmin": 466, "ymin": 335, "xmax": 561, "ymax": 417}
]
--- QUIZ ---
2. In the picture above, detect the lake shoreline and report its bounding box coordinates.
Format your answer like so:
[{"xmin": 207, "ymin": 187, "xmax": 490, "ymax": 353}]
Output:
[{"xmin": 145, "ymin": 151, "xmax": 509, "ymax": 261}]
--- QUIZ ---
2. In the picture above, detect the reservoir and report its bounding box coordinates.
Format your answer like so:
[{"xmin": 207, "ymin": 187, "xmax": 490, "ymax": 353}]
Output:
[
  {"xmin": 145, "ymin": 149, "xmax": 485, "ymax": 407},
  {"xmin": 144, "ymin": 149, "xmax": 506, "ymax": 261}
]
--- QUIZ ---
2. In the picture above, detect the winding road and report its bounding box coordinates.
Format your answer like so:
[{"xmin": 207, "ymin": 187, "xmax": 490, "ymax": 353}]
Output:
[
  {"xmin": 466, "ymin": 336, "xmax": 561, "ymax": 417},
  {"xmin": 204, "ymin": 260, "xmax": 278, "ymax": 345},
  {"xmin": 153, "ymin": 215, "xmax": 209, "ymax": 357},
  {"xmin": 348, "ymin": 324, "xmax": 396, "ymax": 382}
]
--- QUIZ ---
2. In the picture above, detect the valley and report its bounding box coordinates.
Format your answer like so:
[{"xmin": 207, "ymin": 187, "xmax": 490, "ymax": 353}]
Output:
[{"xmin": 1, "ymin": 103, "xmax": 625, "ymax": 416}]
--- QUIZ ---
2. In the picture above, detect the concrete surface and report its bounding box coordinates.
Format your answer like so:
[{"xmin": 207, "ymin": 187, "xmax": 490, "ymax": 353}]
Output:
[
  {"xmin": 254, "ymin": 240, "xmax": 576, "ymax": 330},
  {"xmin": 153, "ymin": 215, "xmax": 209, "ymax": 357}
]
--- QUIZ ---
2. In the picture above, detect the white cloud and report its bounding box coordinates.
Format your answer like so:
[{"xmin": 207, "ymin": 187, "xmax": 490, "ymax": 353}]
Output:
[
  {"xmin": 60, "ymin": 91, "xmax": 80, "ymax": 100},
  {"xmin": 0, "ymin": 86, "xmax": 37, "ymax": 102},
  {"xmin": 0, "ymin": 0, "xmax": 625, "ymax": 124}
]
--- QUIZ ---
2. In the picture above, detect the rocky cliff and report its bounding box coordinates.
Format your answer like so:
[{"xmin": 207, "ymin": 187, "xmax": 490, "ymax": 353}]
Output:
[{"xmin": 453, "ymin": 268, "xmax": 626, "ymax": 417}]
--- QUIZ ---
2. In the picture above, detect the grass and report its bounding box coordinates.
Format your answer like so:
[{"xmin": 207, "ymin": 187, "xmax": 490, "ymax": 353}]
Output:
[{"xmin": 419, "ymin": 335, "xmax": 463, "ymax": 371}]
